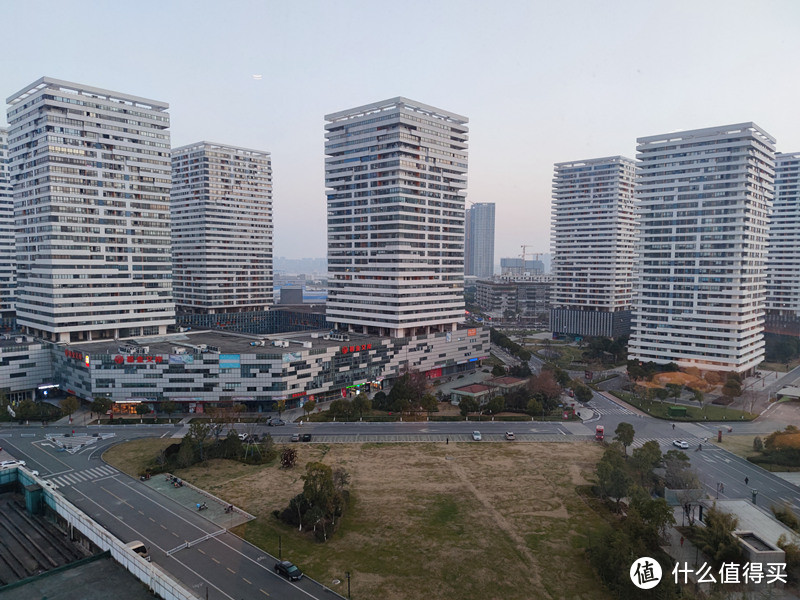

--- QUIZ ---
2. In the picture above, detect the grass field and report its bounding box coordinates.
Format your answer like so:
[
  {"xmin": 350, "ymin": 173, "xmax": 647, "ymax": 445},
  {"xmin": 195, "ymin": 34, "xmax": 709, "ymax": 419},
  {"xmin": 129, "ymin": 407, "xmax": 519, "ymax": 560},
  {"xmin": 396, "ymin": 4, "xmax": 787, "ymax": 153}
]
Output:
[
  {"xmin": 610, "ymin": 391, "xmax": 757, "ymax": 421},
  {"xmin": 105, "ymin": 440, "xmax": 610, "ymax": 600}
]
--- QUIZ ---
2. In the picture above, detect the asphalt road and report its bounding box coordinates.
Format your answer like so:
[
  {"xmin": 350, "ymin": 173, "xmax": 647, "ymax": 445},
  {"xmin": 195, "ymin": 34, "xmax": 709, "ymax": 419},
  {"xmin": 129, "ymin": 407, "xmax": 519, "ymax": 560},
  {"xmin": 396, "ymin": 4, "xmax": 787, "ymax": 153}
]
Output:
[{"xmin": 1, "ymin": 390, "xmax": 799, "ymax": 599}]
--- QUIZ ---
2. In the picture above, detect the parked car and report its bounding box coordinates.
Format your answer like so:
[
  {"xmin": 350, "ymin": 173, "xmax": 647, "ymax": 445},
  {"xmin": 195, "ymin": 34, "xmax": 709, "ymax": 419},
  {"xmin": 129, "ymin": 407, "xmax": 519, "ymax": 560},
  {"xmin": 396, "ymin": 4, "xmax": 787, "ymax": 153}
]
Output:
[
  {"xmin": 472, "ymin": 431, "xmax": 482, "ymax": 441},
  {"xmin": 290, "ymin": 433, "xmax": 300, "ymax": 442},
  {"xmin": 0, "ymin": 460, "xmax": 26, "ymax": 468},
  {"xmin": 672, "ymin": 440, "xmax": 689, "ymax": 449},
  {"xmin": 237, "ymin": 433, "xmax": 247, "ymax": 441},
  {"xmin": 301, "ymin": 433, "xmax": 312, "ymax": 442},
  {"xmin": 505, "ymin": 432, "xmax": 515, "ymax": 441},
  {"xmin": 275, "ymin": 560, "xmax": 303, "ymax": 581},
  {"xmin": 268, "ymin": 418, "xmax": 286, "ymax": 427}
]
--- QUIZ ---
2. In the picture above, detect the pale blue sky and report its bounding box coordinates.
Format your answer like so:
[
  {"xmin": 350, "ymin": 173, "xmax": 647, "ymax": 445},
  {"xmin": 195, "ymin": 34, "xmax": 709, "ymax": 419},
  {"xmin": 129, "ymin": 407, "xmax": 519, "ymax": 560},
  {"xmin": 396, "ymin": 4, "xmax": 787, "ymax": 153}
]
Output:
[{"xmin": 4, "ymin": 0, "xmax": 800, "ymax": 260}]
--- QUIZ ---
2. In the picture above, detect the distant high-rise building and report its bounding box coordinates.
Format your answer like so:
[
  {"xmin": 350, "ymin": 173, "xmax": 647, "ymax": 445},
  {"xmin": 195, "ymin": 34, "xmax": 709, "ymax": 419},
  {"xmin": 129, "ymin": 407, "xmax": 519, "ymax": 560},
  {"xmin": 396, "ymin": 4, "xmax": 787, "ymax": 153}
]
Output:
[
  {"xmin": 324, "ymin": 97, "xmax": 468, "ymax": 338},
  {"xmin": 765, "ymin": 152, "xmax": 800, "ymax": 336},
  {"xmin": 6, "ymin": 77, "xmax": 174, "ymax": 342},
  {"xmin": 550, "ymin": 156, "xmax": 636, "ymax": 338},
  {"xmin": 629, "ymin": 123, "xmax": 774, "ymax": 373},
  {"xmin": 500, "ymin": 257, "xmax": 544, "ymax": 277},
  {"xmin": 465, "ymin": 202, "xmax": 495, "ymax": 278},
  {"xmin": 171, "ymin": 142, "xmax": 273, "ymax": 314},
  {"xmin": 0, "ymin": 127, "xmax": 14, "ymax": 326}
]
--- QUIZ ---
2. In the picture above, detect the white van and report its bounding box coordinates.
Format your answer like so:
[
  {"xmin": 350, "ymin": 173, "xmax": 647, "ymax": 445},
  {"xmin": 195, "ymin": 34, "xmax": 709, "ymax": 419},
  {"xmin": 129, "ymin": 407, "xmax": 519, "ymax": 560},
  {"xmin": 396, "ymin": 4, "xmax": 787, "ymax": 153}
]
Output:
[{"xmin": 125, "ymin": 540, "xmax": 151, "ymax": 562}]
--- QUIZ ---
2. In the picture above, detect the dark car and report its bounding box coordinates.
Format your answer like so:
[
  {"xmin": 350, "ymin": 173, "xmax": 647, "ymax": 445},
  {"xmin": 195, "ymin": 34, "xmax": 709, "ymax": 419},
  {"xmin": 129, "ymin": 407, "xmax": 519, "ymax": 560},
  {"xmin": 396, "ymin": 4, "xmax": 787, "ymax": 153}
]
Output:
[
  {"xmin": 301, "ymin": 433, "xmax": 312, "ymax": 442},
  {"xmin": 275, "ymin": 560, "xmax": 303, "ymax": 581},
  {"xmin": 268, "ymin": 418, "xmax": 286, "ymax": 427}
]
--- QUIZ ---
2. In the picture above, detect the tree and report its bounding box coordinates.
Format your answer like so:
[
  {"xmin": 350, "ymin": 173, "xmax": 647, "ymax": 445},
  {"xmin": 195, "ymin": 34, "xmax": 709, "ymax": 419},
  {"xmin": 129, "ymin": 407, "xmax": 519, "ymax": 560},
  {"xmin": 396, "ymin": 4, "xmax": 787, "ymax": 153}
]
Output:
[
  {"xmin": 281, "ymin": 447, "xmax": 297, "ymax": 468},
  {"xmin": 525, "ymin": 398, "xmax": 542, "ymax": 417},
  {"xmin": 420, "ymin": 393, "xmax": 438, "ymax": 416},
  {"xmin": 614, "ymin": 422, "xmax": 635, "ymax": 456},
  {"xmin": 459, "ymin": 397, "xmax": 479, "ymax": 417},
  {"xmin": 722, "ymin": 379, "xmax": 742, "ymax": 398},
  {"xmin": 753, "ymin": 436, "xmax": 763, "ymax": 452},
  {"xmin": 329, "ymin": 398, "xmax": 354, "ymax": 420},
  {"xmin": 302, "ymin": 462, "xmax": 336, "ymax": 519},
  {"xmin": 491, "ymin": 364, "xmax": 506, "ymax": 376},
  {"xmin": 161, "ymin": 400, "xmax": 178, "ymax": 423},
  {"xmin": 597, "ymin": 446, "xmax": 632, "ymax": 511},
  {"xmin": 184, "ymin": 422, "xmax": 210, "ymax": 461},
  {"xmin": 628, "ymin": 486, "xmax": 675, "ymax": 542},
  {"xmin": 630, "ymin": 440, "xmax": 662, "ymax": 489},
  {"xmin": 91, "ymin": 396, "xmax": 112, "ymax": 416},
  {"xmin": 694, "ymin": 505, "xmax": 744, "ymax": 567},
  {"xmin": 352, "ymin": 393, "xmax": 371, "ymax": 418},
  {"xmin": 61, "ymin": 395, "xmax": 79, "ymax": 419},
  {"xmin": 275, "ymin": 399, "xmax": 286, "ymax": 417},
  {"xmin": 304, "ymin": 399, "xmax": 316, "ymax": 415},
  {"xmin": 574, "ymin": 383, "xmax": 593, "ymax": 403},
  {"xmin": 484, "ymin": 395, "xmax": 505, "ymax": 415},
  {"xmin": 135, "ymin": 404, "xmax": 149, "ymax": 421},
  {"xmin": 508, "ymin": 363, "xmax": 532, "ymax": 377}
]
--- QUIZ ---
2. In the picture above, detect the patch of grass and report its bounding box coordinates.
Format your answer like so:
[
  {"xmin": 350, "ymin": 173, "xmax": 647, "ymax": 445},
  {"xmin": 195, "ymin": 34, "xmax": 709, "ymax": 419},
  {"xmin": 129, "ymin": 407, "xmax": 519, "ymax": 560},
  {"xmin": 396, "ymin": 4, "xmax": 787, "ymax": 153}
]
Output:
[
  {"xmin": 610, "ymin": 390, "xmax": 757, "ymax": 421},
  {"xmin": 102, "ymin": 437, "xmax": 175, "ymax": 477}
]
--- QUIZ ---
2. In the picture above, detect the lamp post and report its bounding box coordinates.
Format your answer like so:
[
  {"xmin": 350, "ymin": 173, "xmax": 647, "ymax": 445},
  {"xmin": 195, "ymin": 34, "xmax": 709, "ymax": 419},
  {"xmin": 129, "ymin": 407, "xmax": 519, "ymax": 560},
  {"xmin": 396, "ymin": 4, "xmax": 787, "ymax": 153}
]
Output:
[
  {"xmin": 278, "ymin": 534, "xmax": 282, "ymax": 560},
  {"xmin": 345, "ymin": 571, "xmax": 351, "ymax": 599}
]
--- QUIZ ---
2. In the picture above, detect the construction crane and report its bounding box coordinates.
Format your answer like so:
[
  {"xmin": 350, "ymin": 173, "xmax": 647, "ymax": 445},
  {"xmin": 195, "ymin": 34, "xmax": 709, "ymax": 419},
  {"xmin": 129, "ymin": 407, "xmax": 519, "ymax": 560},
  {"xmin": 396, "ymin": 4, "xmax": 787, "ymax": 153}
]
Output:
[{"xmin": 519, "ymin": 245, "xmax": 543, "ymax": 276}]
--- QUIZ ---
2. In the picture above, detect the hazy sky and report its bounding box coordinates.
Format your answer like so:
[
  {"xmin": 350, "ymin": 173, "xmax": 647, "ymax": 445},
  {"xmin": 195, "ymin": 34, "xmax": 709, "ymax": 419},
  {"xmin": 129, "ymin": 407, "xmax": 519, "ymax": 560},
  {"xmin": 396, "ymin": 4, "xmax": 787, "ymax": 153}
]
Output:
[{"xmin": 3, "ymin": 0, "xmax": 800, "ymax": 261}]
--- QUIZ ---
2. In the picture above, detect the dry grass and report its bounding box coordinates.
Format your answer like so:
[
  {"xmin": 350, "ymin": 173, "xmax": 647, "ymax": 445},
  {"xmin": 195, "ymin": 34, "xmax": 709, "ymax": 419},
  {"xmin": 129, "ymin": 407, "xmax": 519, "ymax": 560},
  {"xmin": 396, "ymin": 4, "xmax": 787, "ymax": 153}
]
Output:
[
  {"xmin": 715, "ymin": 434, "xmax": 761, "ymax": 459},
  {"xmin": 102, "ymin": 437, "xmax": 175, "ymax": 477},
  {"xmin": 646, "ymin": 371, "xmax": 711, "ymax": 391},
  {"xmin": 107, "ymin": 440, "xmax": 610, "ymax": 600}
]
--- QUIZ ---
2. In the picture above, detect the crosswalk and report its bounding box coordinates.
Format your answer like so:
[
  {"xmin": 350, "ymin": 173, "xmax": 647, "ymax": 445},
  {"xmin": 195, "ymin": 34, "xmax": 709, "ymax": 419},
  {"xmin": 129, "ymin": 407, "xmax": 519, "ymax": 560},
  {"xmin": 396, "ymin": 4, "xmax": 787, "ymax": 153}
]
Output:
[
  {"xmin": 588, "ymin": 404, "xmax": 638, "ymax": 416},
  {"xmin": 45, "ymin": 465, "xmax": 118, "ymax": 489},
  {"xmin": 630, "ymin": 437, "xmax": 710, "ymax": 451}
]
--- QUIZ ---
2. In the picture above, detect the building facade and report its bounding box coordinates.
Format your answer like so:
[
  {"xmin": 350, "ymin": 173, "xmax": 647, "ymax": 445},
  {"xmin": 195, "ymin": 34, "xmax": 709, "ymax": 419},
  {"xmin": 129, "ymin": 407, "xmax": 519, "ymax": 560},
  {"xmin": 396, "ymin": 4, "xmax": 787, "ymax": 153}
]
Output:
[
  {"xmin": 465, "ymin": 202, "xmax": 495, "ymax": 278},
  {"xmin": 629, "ymin": 123, "xmax": 774, "ymax": 373},
  {"xmin": 6, "ymin": 77, "xmax": 174, "ymax": 343},
  {"xmin": 46, "ymin": 326, "xmax": 488, "ymax": 411},
  {"xmin": 0, "ymin": 127, "xmax": 14, "ymax": 328},
  {"xmin": 765, "ymin": 152, "xmax": 800, "ymax": 337},
  {"xmin": 500, "ymin": 258, "xmax": 544, "ymax": 276},
  {"xmin": 325, "ymin": 97, "xmax": 468, "ymax": 338},
  {"xmin": 550, "ymin": 156, "xmax": 636, "ymax": 338},
  {"xmin": 171, "ymin": 142, "xmax": 273, "ymax": 314}
]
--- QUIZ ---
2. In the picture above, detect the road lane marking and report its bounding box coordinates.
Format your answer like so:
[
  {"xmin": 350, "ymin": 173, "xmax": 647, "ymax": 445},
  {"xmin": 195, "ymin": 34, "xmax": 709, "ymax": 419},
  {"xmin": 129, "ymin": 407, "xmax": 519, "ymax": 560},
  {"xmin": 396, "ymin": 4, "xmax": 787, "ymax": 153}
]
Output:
[
  {"xmin": 212, "ymin": 557, "xmax": 220, "ymax": 564},
  {"xmin": 242, "ymin": 578, "xmax": 252, "ymax": 584},
  {"xmin": 260, "ymin": 589, "xmax": 270, "ymax": 596},
  {"xmin": 227, "ymin": 567, "xmax": 235, "ymax": 574},
  {"xmin": 197, "ymin": 548, "xmax": 206, "ymax": 555}
]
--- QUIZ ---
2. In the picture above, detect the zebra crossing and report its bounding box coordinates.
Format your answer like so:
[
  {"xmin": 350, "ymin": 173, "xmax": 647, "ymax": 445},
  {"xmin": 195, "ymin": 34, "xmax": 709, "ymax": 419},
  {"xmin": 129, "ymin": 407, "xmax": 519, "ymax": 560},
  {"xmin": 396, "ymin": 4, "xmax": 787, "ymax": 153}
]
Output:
[
  {"xmin": 630, "ymin": 437, "xmax": 709, "ymax": 451},
  {"xmin": 45, "ymin": 465, "xmax": 118, "ymax": 489},
  {"xmin": 588, "ymin": 404, "xmax": 637, "ymax": 416}
]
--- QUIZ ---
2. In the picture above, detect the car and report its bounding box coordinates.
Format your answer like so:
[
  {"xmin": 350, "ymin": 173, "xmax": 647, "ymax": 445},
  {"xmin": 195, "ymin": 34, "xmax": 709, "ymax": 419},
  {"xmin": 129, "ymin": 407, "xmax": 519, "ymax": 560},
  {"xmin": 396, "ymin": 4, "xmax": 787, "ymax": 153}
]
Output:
[
  {"xmin": 268, "ymin": 418, "xmax": 286, "ymax": 427},
  {"xmin": 274, "ymin": 560, "xmax": 303, "ymax": 581},
  {"xmin": 672, "ymin": 440, "xmax": 689, "ymax": 449},
  {"xmin": 290, "ymin": 433, "xmax": 300, "ymax": 442},
  {"xmin": 472, "ymin": 431, "xmax": 482, "ymax": 441},
  {"xmin": 301, "ymin": 433, "xmax": 312, "ymax": 442},
  {"xmin": 505, "ymin": 432, "xmax": 515, "ymax": 441},
  {"xmin": 0, "ymin": 460, "xmax": 26, "ymax": 468},
  {"xmin": 237, "ymin": 433, "xmax": 247, "ymax": 441}
]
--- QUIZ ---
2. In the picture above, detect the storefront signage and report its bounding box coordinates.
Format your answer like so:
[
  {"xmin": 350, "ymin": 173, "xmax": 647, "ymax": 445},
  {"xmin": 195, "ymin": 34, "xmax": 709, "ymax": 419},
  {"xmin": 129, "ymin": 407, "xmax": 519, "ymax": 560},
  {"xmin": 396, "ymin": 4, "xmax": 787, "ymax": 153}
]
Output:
[
  {"xmin": 65, "ymin": 349, "xmax": 90, "ymax": 367},
  {"xmin": 114, "ymin": 355, "xmax": 163, "ymax": 364},
  {"xmin": 467, "ymin": 329, "xmax": 477, "ymax": 336},
  {"xmin": 340, "ymin": 343, "xmax": 372, "ymax": 354}
]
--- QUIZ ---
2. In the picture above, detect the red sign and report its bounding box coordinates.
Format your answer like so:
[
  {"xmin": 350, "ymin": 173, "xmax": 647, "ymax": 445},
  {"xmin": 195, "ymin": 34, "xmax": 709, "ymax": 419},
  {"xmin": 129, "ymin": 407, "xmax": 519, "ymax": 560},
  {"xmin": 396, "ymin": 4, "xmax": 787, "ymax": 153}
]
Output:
[
  {"xmin": 340, "ymin": 343, "xmax": 372, "ymax": 354},
  {"xmin": 291, "ymin": 392, "xmax": 304, "ymax": 399},
  {"xmin": 114, "ymin": 355, "xmax": 163, "ymax": 364},
  {"xmin": 467, "ymin": 329, "xmax": 477, "ymax": 336},
  {"xmin": 65, "ymin": 349, "xmax": 84, "ymax": 361}
]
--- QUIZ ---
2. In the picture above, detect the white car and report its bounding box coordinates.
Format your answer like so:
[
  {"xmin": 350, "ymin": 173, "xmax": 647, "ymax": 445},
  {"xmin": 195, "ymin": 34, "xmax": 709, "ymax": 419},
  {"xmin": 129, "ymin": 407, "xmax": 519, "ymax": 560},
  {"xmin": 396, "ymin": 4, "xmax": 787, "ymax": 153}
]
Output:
[
  {"xmin": 472, "ymin": 431, "xmax": 482, "ymax": 441},
  {"xmin": 505, "ymin": 432, "xmax": 516, "ymax": 441},
  {"xmin": 672, "ymin": 440, "xmax": 689, "ymax": 450},
  {"xmin": 0, "ymin": 459, "xmax": 26, "ymax": 468}
]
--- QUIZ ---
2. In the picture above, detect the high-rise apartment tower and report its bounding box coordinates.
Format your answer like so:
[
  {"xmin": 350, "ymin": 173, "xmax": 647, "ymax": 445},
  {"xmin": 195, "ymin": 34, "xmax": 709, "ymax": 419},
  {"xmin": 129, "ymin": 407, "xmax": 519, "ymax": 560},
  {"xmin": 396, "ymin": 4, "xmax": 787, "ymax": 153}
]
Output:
[
  {"xmin": 325, "ymin": 97, "xmax": 468, "ymax": 338},
  {"xmin": 628, "ymin": 123, "xmax": 774, "ymax": 373},
  {"xmin": 0, "ymin": 127, "xmax": 14, "ymax": 326},
  {"xmin": 6, "ymin": 77, "xmax": 174, "ymax": 342},
  {"xmin": 171, "ymin": 142, "xmax": 273, "ymax": 314},
  {"xmin": 550, "ymin": 156, "xmax": 636, "ymax": 338},
  {"xmin": 465, "ymin": 202, "xmax": 495, "ymax": 279},
  {"xmin": 765, "ymin": 152, "xmax": 800, "ymax": 336}
]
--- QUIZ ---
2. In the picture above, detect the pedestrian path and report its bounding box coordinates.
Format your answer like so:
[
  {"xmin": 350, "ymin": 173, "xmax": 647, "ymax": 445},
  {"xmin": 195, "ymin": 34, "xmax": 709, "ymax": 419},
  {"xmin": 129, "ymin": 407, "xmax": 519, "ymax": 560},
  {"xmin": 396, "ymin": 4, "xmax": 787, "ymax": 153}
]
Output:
[{"xmin": 44, "ymin": 464, "xmax": 118, "ymax": 489}]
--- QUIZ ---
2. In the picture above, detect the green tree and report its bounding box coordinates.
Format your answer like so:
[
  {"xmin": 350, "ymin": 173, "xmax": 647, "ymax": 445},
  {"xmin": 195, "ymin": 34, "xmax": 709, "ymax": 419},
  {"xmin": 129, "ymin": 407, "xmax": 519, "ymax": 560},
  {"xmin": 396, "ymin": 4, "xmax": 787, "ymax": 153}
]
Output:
[
  {"xmin": 753, "ymin": 436, "xmax": 764, "ymax": 452},
  {"xmin": 525, "ymin": 397, "xmax": 542, "ymax": 417},
  {"xmin": 135, "ymin": 403, "xmax": 149, "ymax": 420},
  {"xmin": 614, "ymin": 422, "xmax": 635, "ymax": 456},
  {"xmin": 722, "ymin": 379, "xmax": 742, "ymax": 398},
  {"xmin": 329, "ymin": 398, "xmax": 354, "ymax": 420},
  {"xmin": 694, "ymin": 505, "xmax": 744, "ymax": 567},
  {"xmin": 184, "ymin": 422, "xmax": 210, "ymax": 461},
  {"xmin": 161, "ymin": 400, "xmax": 178, "ymax": 423},
  {"xmin": 628, "ymin": 485, "xmax": 675, "ymax": 543},
  {"xmin": 597, "ymin": 445, "xmax": 632, "ymax": 512},
  {"xmin": 61, "ymin": 395, "xmax": 79, "ymax": 419},
  {"xmin": 573, "ymin": 383, "xmax": 592, "ymax": 403},
  {"xmin": 304, "ymin": 399, "xmax": 316, "ymax": 415},
  {"xmin": 420, "ymin": 393, "xmax": 438, "ymax": 416},
  {"xmin": 459, "ymin": 397, "xmax": 479, "ymax": 417},
  {"xmin": 491, "ymin": 364, "xmax": 506, "ymax": 376},
  {"xmin": 655, "ymin": 388, "xmax": 669, "ymax": 401},
  {"xmin": 91, "ymin": 396, "xmax": 112, "ymax": 416},
  {"xmin": 630, "ymin": 440, "xmax": 662, "ymax": 489},
  {"xmin": 302, "ymin": 462, "xmax": 336, "ymax": 517},
  {"xmin": 484, "ymin": 395, "xmax": 505, "ymax": 415},
  {"xmin": 352, "ymin": 393, "xmax": 371, "ymax": 418}
]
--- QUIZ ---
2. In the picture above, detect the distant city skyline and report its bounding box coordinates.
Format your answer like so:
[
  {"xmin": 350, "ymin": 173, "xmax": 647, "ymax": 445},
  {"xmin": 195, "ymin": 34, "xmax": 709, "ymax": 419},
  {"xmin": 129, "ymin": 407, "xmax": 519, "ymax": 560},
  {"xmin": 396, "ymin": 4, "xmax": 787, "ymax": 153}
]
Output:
[{"xmin": 2, "ymin": 0, "xmax": 800, "ymax": 260}]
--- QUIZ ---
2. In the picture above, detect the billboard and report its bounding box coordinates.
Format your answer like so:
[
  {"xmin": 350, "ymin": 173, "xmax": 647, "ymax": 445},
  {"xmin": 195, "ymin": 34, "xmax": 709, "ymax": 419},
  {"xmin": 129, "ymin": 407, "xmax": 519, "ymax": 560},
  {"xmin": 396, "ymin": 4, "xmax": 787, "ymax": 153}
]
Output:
[
  {"xmin": 169, "ymin": 354, "xmax": 194, "ymax": 364},
  {"xmin": 219, "ymin": 354, "xmax": 241, "ymax": 369}
]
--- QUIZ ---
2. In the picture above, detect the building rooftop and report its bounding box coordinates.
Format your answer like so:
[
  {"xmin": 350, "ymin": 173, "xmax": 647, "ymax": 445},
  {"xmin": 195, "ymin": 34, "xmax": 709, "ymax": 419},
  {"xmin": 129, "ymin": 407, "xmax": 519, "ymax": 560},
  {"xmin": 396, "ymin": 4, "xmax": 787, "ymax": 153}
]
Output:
[
  {"xmin": 452, "ymin": 384, "xmax": 492, "ymax": 394},
  {"xmin": 487, "ymin": 376, "xmax": 527, "ymax": 387},
  {"xmin": 701, "ymin": 499, "xmax": 798, "ymax": 549}
]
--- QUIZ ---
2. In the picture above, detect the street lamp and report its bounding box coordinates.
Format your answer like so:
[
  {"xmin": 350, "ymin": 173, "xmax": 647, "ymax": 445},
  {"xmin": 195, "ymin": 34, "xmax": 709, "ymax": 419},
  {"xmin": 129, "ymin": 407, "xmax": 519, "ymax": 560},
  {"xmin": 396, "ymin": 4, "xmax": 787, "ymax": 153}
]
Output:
[{"xmin": 345, "ymin": 571, "xmax": 351, "ymax": 599}]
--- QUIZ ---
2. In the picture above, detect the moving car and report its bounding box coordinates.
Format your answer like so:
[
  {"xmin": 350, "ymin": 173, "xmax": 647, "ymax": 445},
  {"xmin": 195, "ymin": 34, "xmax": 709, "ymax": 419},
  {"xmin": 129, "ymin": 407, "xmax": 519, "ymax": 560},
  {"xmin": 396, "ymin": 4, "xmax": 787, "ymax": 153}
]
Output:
[
  {"xmin": 291, "ymin": 433, "xmax": 300, "ymax": 442},
  {"xmin": 472, "ymin": 431, "xmax": 482, "ymax": 441},
  {"xmin": 275, "ymin": 560, "xmax": 303, "ymax": 581},
  {"xmin": 268, "ymin": 418, "xmax": 286, "ymax": 427},
  {"xmin": 125, "ymin": 540, "xmax": 151, "ymax": 562},
  {"xmin": 505, "ymin": 432, "xmax": 515, "ymax": 441},
  {"xmin": 672, "ymin": 440, "xmax": 689, "ymax": 449}
]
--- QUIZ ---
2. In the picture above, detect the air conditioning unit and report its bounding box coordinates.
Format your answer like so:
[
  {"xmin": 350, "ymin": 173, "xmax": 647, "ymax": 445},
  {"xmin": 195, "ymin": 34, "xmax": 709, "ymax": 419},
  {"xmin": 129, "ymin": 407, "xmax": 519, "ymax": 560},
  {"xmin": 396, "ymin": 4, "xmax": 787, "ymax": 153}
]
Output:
[
  {"xmin": 302, "ymin": 341, "xmax": 312, "ymax": 348},
  {"xmin": 138, "ymin": 346, "xmax": 149, "ymax": 354},
  {"xmin": 198, "ymin": 344, "xmax": 208, "ymax": 351},
  {"xmin": 173, "ymin": 347, "xmax": 187, "ymax": 354}
]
